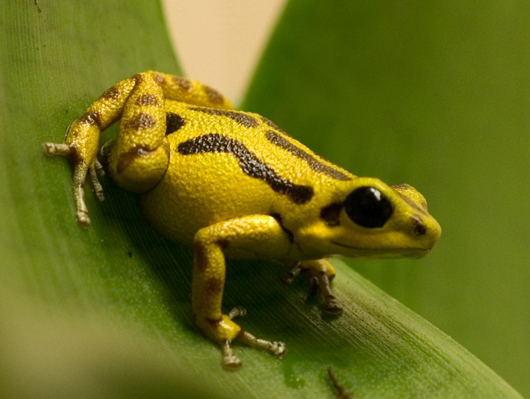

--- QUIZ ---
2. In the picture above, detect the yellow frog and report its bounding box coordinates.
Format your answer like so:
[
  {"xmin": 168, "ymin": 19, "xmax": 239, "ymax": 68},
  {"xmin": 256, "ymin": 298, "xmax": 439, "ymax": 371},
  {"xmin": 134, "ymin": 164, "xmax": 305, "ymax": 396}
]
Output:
[{"xmin": 43, "ymin": 71, "xmax": 441, "ymax": 370}]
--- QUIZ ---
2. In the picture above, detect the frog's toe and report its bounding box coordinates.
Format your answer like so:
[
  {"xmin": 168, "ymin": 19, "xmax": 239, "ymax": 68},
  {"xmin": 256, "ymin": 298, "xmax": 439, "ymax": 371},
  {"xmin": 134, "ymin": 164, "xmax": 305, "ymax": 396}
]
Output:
[
  {"xmin": 323, "ymin": 295, "xmax": 343, "ymax": 314},
  {"xmin": 221, "ymin": 340, "xmax": 242, "ymax": 371},
  {"xmin": 223, "ymin": 355, "xmax": 242, "ymax": 371},
  {"xmin": 95, "ymin": 159, "xmax": 106, "ymax": 178},
  {"xmin": 237, "ymin": 329, "xmax": 287, "ymax": 358},
  {"xmin": 268, "ymin": 341, "xmax": 287, "ymax": 358},
  {"xmin": 228, "ymin": 306, "xmax": 247, "ymax": 320},
  {"xmin": 76, "ymin": 209, "xmax": 90, "ymax": 229},
  {"xmin": 281, "ymin": 262, "xmax": 302, "ymax": 285},
  {"xmin": 309, "ymin": 276, "xmax": 320, "ymax": 295},
  {"xmin": 42, "ymin": 142, "xmax": 70, "ymax": 157},
  {"xmin": 89, "ymin": 166, "xmax": 105, "ymax": 202}
]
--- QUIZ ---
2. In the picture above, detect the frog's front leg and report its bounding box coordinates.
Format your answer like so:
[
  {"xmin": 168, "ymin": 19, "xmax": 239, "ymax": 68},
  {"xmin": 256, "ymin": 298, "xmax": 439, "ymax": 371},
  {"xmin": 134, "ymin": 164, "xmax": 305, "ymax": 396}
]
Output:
[
  {"xmin": 192, "ymin": 215, "xmax": 291, "ymax": 370},
  {"xmin": 283, "ymin": 259, "xmax": 343, "ymax": 314}
]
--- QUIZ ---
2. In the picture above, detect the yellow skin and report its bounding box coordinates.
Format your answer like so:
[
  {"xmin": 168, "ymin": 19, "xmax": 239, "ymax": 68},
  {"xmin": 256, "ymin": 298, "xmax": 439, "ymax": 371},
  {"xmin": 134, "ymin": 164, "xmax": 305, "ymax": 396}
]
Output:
[{"xmin": 43, "ymin": 71, "xmax": 441, "ymax": 370}]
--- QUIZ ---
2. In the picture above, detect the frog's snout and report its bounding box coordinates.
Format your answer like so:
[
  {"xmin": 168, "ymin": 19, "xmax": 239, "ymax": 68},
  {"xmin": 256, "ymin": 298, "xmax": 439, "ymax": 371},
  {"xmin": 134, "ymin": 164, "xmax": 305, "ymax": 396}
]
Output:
[{"xmin": 410, "ymin": 214, "xmax": 441, "ymax": 252}]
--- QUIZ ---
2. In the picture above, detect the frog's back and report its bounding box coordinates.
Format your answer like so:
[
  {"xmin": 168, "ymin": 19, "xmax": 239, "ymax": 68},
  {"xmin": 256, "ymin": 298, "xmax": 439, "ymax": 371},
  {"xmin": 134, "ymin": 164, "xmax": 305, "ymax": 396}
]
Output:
[{"xmin": 139, "ymin": 101, "xmax": 355, "ymax": 245}]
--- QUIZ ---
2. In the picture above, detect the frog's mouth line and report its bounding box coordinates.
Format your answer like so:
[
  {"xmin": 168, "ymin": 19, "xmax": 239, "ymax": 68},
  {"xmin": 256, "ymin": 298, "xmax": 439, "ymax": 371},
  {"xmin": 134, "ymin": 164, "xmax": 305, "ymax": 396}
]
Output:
[
  {"xmin": 331, "ymin": 241, "xmax": 364, "ymax": 250},
  {"xmin": 330, "ymin": 240, "xmax": 430, "ymax": 258}
]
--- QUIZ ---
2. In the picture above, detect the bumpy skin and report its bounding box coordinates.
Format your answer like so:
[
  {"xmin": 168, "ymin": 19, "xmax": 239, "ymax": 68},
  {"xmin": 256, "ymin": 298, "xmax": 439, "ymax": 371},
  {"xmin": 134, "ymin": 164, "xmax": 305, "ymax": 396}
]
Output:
[{"xmin": 43, "ymin": 71, "xmax": 442, "ymax": 370}]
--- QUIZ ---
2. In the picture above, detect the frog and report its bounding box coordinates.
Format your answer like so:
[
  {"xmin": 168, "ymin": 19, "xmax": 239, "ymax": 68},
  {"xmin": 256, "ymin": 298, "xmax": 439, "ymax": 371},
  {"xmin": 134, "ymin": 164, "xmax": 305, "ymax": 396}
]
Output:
[{"xmin": 43, "ymin": 71, "xmax": 441, "ymax": 370}]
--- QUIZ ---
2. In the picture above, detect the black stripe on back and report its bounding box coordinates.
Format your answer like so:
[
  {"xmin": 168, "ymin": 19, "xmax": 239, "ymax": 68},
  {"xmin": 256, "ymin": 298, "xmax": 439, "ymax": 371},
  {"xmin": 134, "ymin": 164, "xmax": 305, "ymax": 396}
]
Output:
[
  {"xmin": 265, "ymin": 130, "xmax": 352, "ymax": 181},
  {"xmin": 177, "ymin": 134, "xmax": 314, "ymax": 204},
  {"xmin": 189, "ymin": 107, "xmax": 259, "ymax": 128},
  {"xmin": 166, "ymin": 113, "xmax": 185, "ymax": 135}
]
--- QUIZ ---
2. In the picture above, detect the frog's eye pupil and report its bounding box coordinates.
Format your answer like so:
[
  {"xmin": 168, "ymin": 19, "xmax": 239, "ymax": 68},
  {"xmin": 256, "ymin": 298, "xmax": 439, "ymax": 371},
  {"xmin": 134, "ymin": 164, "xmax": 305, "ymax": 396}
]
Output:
[{"xmin": 344, "ymin": 187, "xmax": 393, "ymax": 228}]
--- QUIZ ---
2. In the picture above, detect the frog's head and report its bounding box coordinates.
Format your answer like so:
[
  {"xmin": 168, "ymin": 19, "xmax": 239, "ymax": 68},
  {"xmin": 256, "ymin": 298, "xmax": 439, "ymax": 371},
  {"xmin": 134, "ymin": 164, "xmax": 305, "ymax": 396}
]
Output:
[{"xmin": 298, "ymin": 177, "xmax": 441, "ymax": 259}]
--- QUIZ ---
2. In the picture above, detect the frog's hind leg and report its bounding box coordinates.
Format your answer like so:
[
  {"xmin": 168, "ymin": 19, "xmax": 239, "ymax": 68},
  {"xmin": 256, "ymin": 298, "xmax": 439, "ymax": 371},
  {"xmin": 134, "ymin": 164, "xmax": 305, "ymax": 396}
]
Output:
[
  {"xmin": 104, "ymin": 73, "xmax": 170, "ymax": 194},
  {"xmin": 43, "ymin": 71, "xmax": 234, "ymax": 227},
  {"xmin": 283, "ymin": 259, "xmax": 343, "ymax": 314},
  {"xmin": 147, "ymin": 71, "xmax": 235, "ymax": 110}
]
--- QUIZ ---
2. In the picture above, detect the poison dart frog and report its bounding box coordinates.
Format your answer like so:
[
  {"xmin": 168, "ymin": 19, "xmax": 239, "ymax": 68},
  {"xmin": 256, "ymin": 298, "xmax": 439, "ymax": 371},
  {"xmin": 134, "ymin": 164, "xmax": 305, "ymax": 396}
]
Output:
[{"xmin": 43, "ymin": 71, "xmax": 441, "ymax": 370}]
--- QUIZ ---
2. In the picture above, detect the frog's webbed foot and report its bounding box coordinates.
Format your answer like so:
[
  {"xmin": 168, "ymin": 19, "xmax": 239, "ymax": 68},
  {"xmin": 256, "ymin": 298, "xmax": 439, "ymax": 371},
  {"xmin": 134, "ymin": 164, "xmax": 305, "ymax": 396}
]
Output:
[
  {"xmin": 282, "ymin": 260, "xmax": 343, "ymax": 314},
  {"xmin": 42, "ymin": 142, "xmax": 105, "ymax": 229}
]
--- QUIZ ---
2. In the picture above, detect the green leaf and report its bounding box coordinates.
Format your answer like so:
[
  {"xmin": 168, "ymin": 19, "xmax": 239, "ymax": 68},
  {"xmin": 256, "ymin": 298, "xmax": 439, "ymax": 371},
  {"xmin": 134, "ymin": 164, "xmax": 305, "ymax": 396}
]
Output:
[{"xmin": 0, "ymin": 0, "xmax": 523, "ymax": 398}]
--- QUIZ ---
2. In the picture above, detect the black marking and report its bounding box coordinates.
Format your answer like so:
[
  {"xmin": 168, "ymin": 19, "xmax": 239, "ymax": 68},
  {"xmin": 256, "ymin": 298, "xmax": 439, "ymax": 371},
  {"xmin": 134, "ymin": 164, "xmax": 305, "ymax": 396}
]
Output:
[
  {"xmin": 260, "ymin": 116, "xmax": 285, "ymax": 133},
  {"xmin": 100, "ymin": 85, "xmax": 120, "ymax": 101},
  {"xmin": 189, "ymin": 107, "xmax": 259, "ymax": 128},
  {"xmin": 391, "ymin": 183, "xmax": 428, "ymax": 211},
  {"xmin": 320, "ymin": 203, "xmax": 343, "ymax": 226},
  {"xmin": 152, "ymin": 72, "xmax": 165, "ymax": 84},
  {"xmin": 203, "ymin": 85, "xmax": 224, "ymax": 104},
  {"xmin": 125, "ymin": 113, "xmax": 155, "ymax": 131},
  {"xmin": 136, "ymin": 93, "xmax": 159, "ymax": 106},
  {"xmin": 204, "ymin": 277, "xmax": 224, "ymax": 296},
  {"xmin": 270, "ymin": 213, "xmax": 294, "ymax": 243},
  {"xmin": 178, "ymin": 134, "xmax": 314, "ymax": 204},
  {"xmin": 166, "ymin": 113, "xmax": 185, "ymax": 135},
  {"xmin": 79, "ymin": 111, "xmax": 101, "ymax": 127},
  {"xmin": 265, "ymin": 130, "xmax": 351, "ymax": 181},
  {"xmin": 174, "ymin": 76, "xmax": 191, "ymax": 91},
  {"xmin": 133, "ymin": 73, "xmax": 144, "ymax": 84}
]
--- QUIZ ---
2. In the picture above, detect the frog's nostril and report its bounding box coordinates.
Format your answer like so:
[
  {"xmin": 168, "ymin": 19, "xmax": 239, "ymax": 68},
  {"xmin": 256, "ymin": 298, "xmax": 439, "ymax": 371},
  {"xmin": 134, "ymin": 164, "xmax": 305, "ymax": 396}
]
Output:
[{"xmin": 412, "ymin": 216, "xmax": 426, "ymax": 236}]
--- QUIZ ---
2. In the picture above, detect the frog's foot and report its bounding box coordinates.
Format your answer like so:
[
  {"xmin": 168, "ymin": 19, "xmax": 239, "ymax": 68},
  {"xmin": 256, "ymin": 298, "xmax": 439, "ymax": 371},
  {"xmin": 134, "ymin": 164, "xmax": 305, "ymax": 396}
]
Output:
[
  {"xmin": 237, "ymin": 329, "xmax": 287, "ymax": 360},
  {"xmin": 220, "ymin": 334, "xmax": 287, "ymax": 370},
  {"xmin": 282, "ymin": 260, "xmax": 343, "ymax": 314},
  {"xmin": 220, "ymin": 339, "xmax": 242, "ymax": 370},
  {"xmin": 43, "ymin": 142, "xmax": 70, "ymax": 157},
  {"xmin": 281, "ymin": 261, "xmax": 303, "ymax": 285},
  {"xmin": 43, "ymin": 142, "xmax": 105, "ymax": 228},
  {"xmin": 229, "ymin": 307, "xmax": 286, "ymax": 358},
  {"xmin": 196, "ymin": 308, "xmax": 286, "ymax": 371}
]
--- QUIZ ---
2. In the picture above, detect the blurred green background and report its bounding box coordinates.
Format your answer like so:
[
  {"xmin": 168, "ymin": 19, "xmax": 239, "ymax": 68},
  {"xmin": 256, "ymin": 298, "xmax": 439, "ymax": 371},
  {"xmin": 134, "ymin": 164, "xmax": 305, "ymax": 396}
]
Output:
[{"xmin": 243, "ymin": 0, "xmax": 530, "ymax": 395}]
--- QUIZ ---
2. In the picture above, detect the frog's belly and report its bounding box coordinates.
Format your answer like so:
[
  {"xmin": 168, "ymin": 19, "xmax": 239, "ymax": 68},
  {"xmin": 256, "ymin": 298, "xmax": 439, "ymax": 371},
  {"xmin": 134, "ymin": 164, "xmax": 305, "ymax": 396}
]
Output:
[{"xmin": 139, "ymin": 149, "xmax": 277, "ymax": 246}]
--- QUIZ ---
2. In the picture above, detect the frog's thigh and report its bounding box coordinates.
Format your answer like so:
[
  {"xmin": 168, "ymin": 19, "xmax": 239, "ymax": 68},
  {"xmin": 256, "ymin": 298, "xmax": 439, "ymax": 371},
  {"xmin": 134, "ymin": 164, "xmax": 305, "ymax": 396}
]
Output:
[
  {"xmin": 192, "ymin": 215, "xmax": 291, "ymax": 343},
  {"xmin": 107, "ymin": 73, "xmax": 170, "ymax": 193}
]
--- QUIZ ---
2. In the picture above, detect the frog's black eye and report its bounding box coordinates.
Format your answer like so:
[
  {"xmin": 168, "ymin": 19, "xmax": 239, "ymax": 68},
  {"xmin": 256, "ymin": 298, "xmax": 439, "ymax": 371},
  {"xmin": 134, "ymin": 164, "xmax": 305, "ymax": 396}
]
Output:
[{"xmin": 344, "ymin": 187, "xmax": 393, "ymax": 228}]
